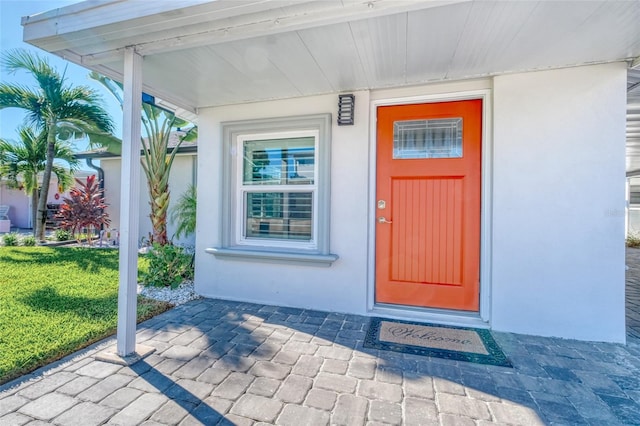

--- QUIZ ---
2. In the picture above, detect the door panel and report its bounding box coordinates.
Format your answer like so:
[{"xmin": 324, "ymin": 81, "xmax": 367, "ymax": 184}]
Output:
[
  {"xmin": 375, "ymin": 100, "xmax": 482, "ymax": 311},
  {"xmin": 390, "ymin": 177, "xmax": 463, "ymax": 285}
]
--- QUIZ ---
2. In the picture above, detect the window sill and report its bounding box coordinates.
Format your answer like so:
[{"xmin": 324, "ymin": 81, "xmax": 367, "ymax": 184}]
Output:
[{"xmin": 206, "ymin": 247, "xmax": 339, "ymax": 267}]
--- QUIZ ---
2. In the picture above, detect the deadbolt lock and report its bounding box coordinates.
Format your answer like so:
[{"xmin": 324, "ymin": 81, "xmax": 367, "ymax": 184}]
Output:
[{"xmin": 377, "ymin": 200, "xmax": 386, "ymax": 209}]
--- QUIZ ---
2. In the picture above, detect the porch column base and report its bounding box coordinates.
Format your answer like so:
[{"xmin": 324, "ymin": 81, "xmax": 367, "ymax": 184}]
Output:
[{"xmin": 94, "ymin": 344, "xmax": 155, "ymax": 366}]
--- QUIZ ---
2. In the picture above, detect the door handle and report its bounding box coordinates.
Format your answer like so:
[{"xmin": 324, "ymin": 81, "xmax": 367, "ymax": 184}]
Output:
[{"xmin": 378, "ymin": 217, "xmax": 392, "ymax": 224}]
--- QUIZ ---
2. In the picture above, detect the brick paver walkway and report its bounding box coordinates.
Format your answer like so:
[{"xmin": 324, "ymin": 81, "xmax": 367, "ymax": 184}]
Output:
[
  {"xmin": 627, "ymin": 248, "xmax": 640, "ymax": 343},
  {"xmin": 2, "ymin": 295, "xmax": 640, "ymax": 425}
]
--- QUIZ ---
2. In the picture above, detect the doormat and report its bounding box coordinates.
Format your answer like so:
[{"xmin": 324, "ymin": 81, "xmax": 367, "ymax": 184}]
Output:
[{"xmin": 364, "ymin": 318, "xmax": 512, "ymax": 367}]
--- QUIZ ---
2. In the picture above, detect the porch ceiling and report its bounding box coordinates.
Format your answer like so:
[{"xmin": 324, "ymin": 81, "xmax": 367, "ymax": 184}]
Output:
[{"xmin": 22, "ymin": 0, "xmax": 640, "ymax": 170}]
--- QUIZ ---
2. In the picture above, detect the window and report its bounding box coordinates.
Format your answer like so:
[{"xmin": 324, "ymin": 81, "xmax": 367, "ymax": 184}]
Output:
[
  {"xmin": 209, "ymin": 114, "xmax": 338, "ymax": 266},
  {"xmin": 393, "ymin": 118, "xmax": 463, "ymax": 159},
  {"xmin": 631, "ymin": 186, "xmax": 640, "ymax": 205},
  {"xmin": 239, "ymin": 134, "xmax": 316, "ymax": 247}
]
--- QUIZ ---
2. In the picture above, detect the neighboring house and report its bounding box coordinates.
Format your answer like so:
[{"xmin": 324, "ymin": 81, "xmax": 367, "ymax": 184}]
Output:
[
  {"xmin": 75, "ymin": 132, "xmax": 197, "ymax": 246},
  {"xmin": 628, "ymin": 177, "xmax": 640, "ymax": 234},
  {"xmin": 627, "ymin": 70, "xmax": 640, "ymax": 234},
  {"xmin": 0, "ymin": 171, "xmax": 95, "ymax": 229},
  {"xmin": 22, "ymin": 1, "xmax": 640, "ymax": 344}
]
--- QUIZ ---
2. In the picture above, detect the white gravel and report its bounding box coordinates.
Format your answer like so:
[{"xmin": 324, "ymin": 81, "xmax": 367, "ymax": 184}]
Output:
[{"xmin": 137, "ymin": 280, "xmax": 200, "ymax": 306}]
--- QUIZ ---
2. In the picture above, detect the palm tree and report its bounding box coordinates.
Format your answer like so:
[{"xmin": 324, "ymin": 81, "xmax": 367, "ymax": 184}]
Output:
[
  {"xmin": 170, "ymin": 184, "xmax": 197, "ymax": 240},
  {"xmin": 0, "ymin": 127, "xmax": 78, "ymax": 233},
  {"xmin": 0, "ymin": 49, "xmax": 119, "ymax": 241},
  {"xmin": 90, "ymin": 72, "xmax": 196, "ymax": 245},
  {"xmin": 140, "ymin": 104, "xmax": 196, "ymax": 245}
]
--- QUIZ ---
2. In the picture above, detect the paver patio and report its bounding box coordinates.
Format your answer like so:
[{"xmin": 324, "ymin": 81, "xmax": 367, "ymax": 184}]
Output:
[
  {"xmin": 626, "ymin": 248, "xmax": 640, "ymax": 345},
  {"xmin": 1, "ymin": 251, "xmax": 640, "ymax": 425}
]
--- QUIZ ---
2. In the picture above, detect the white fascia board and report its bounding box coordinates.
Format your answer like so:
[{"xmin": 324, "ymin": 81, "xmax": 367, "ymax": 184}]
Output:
[
  {"xmin": 24, "ymin": 1, "xmax": 300, "ymax": 56},
  {"xmin": 22, "ymin": 0, "xmax": 213, "ymax": 40},
  {"xmin": 22, "ymin": 1, "xmax": 307, "ymax": 52}
]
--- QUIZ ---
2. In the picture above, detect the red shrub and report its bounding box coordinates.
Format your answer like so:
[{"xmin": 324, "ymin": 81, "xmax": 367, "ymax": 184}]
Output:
[{"xmin": 57, "ymin": 175, "xmax": 110, "ymax": 243}]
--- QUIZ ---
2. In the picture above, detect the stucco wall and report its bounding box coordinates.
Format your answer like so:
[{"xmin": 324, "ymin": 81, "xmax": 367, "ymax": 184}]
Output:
[
  {"xmin": 195, "ymin": 63, "xmax": 627, "ymax": 342},
  {"xmin": 101, "ymin": 154, "xmax": 196, "ymax": 245},
  {"xmin": 195, "ymin": 92, "xmax": 371, "ymax": 314},
  {"xmin": 0, "ymin": 183, "xmax": 32, "ymax": 229},
  {"xmin": 0, "ymin": 175, "xmax": 93, "ymax": 229},
  {"xmin": 491, "ymin": 63, "xmax": 627, "ymax": 342}
]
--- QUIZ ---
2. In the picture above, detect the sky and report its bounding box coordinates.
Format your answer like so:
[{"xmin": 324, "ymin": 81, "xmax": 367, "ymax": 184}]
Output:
[{"xmin": 0, "ymin": 0, "xmax": 123, "ymax": 160}]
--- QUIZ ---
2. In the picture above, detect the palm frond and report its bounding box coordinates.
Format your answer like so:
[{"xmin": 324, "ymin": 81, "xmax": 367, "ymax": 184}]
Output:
[
  {"xmin": 180, "ymin": 126, "xmax": 198, "ymax": 143},
  {"xmin": 57, "ymin": 119, "xmax": 122, "ymax": 155},
  {"xmin": 0, "ymin": 84, "xmax": 42, "ymax": 118},
  {"xmin": 1, "ymin": 49, "xmax": 54, "ymax": 78},
  {"xmin": 58, "ymin": 101, "xmax": 115, "ymax": 134},
  {"xmin": 0, "ymin": 126, "xmax": 76, "ymax": 196},
  {"xmin": 52, "ymin": 165, "xmax": 75, "ymax": 191},
  {"xmin": 89, "ymin": 71, "xmax": 124, "ymax": 105},
  {"xmin": 1, "ymin": 49, "xmax": 66, "ymax": 110},
  {"xmin": 170, "ymin": 185, "xmax": 197, "ymax": 239}
]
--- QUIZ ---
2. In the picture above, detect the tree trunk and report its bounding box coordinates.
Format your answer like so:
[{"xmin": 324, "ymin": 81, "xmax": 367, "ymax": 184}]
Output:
[
  {"xmin": 31, "ymin": 189, "xmax": 38, "ymax": 237},
  {"xmin": 149, "ymin": 184, "xmax": 169, "ymax": 245},
  {"xmin": 35, "ymin": 123, "xmax": 56, "ymax": 241}
]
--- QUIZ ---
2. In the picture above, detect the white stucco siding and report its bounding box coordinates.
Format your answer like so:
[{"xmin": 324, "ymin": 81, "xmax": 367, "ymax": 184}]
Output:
[
  {"xmin": 194, "ymin": 64, "xmax": 627, "ymax": 342},
  {"xmin": 166, "ymin": 155, "xmax": 197, "ymax": 246},
  {"xmin": 195, "ymin": 91, "xmax": 371, "ymax": 314},
  {"xmin": 101, "ymin": 160, "xmax": 124, "ymax": 237},
  {"xmin": 101, "ymin": 155, "xmax": 196, "ymax": 245},
  {"xmin": 491, "ymin": 63, "xmax": 627, "ymax": 342}
]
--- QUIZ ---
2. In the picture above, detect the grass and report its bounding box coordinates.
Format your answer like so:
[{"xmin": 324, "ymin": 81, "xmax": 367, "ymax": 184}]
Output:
[{"xmin": 0, "ymin": 247, "xmax": 173, "ymax": 385}]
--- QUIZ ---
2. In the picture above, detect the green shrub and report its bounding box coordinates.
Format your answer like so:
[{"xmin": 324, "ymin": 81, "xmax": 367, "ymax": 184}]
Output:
[
  {"xmin": 54, "ymin": 229, "xmax": 72, "ymax": 241},
  {"xmin": 2, "ymin": 233, "xmax": 19, "ymax": 246},
  {"xmin": 628, "ymin": 234, "xmax": 640, "ymax": 248},
  {"xmin": 170, "ymin": 185, "xmax": 197, "ymax": 239},
  {"xmin": 141, "ymin": 243, "xmax": 194, "ymax": 288},
  {"xmin": 21, "ymin": 235, "xmax": 36, "ymax": 246}
]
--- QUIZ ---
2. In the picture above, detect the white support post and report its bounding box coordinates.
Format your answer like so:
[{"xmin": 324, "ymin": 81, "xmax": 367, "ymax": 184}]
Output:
[
  {"xmin": 626, "ymin": 178, "xmax": 631, "ymax": 237},
  {"xmin": 117, "ymin": 48, "xmax": 143, "ymax": 357}
]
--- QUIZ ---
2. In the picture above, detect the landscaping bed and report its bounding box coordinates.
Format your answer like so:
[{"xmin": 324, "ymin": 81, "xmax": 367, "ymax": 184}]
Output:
[{"xmin": 0, "ymin": 246, "xmax": 173, "ymax": 385}]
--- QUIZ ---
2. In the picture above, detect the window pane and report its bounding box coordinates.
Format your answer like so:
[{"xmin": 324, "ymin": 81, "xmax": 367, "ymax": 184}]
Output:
[
  {"xmin": 245, "ymin": 192, "xmax": 313, "ymax": 240},
  {"xmin": 393, "ymin": 118, "xmax": 462, "ymax": 159},
  {"xmin": 243, "ymin": 137, "xmax": 315, "ymax": 185}
]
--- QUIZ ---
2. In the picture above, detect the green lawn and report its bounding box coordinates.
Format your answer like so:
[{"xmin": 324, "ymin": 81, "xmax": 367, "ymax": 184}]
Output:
[{"xmin": 0, "ymin": 247, "xmax": 172, "ymax": 385}]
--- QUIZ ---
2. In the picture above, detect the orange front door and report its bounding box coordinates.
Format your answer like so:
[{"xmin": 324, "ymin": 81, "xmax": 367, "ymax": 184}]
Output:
[{"xmin": 375, "ymin": 100, "xmax": 482, "ymax": 311}]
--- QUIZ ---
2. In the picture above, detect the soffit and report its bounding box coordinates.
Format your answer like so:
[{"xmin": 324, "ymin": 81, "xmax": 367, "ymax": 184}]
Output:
[{"xmin": 21, "ymin": 0, "xmax": 640, "ymax": 170}]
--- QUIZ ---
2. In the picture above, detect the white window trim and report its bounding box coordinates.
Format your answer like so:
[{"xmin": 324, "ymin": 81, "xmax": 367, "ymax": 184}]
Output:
[
  {"xmin": 235, "ymin": 130, "xmax": 319, "ymax": 250},
  {"xmin": 207, "ymin": 113, "xmax": 338, "ymax": 266}
]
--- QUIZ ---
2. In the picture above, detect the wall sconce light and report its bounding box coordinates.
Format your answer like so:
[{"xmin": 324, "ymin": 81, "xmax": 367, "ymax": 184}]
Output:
[{"xmin": 337, "ymin": 94, "xmax": 355, "ymax": 126}]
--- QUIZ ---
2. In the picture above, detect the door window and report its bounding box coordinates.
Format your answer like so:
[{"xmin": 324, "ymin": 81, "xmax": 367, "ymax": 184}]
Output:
[{"xmin": 393, "ymin": 118, "xmax": 462, "ymax": 159}]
